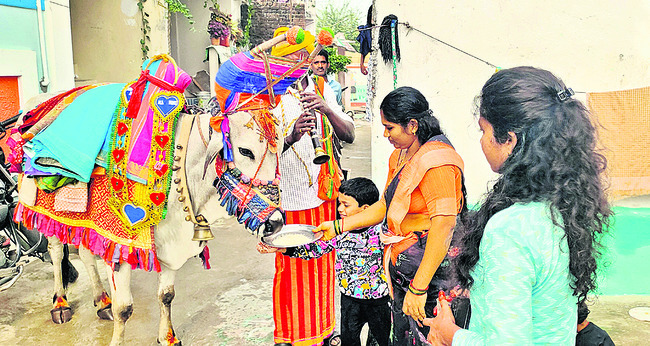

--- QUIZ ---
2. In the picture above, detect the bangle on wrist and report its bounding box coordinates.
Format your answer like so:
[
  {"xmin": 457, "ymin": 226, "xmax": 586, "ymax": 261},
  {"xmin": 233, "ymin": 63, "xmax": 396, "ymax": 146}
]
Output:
[
  {"xmin": 408, "ymin": 279, "xmax": 428, "ymax": 296},
  {"xmin": 333, "ymin": 219, "xmax": 342, "ymax": 235}
]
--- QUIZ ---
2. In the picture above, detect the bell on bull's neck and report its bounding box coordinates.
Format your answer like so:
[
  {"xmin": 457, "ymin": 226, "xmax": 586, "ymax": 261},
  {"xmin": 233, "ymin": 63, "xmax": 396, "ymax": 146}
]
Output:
[{"xmin": 192, "ymin": 224, "xmax": 214, "ymax": 241}]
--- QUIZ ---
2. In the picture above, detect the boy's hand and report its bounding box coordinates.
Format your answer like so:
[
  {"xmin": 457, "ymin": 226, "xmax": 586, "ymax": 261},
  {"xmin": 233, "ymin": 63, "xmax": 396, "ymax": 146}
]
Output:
[
  {"xmin": 314, "ymin": 221, "xmax": 335, "ymax": 241},
  {"xmin": 256, "ymin": 242, "xmax": 284, "ymax": 254}
]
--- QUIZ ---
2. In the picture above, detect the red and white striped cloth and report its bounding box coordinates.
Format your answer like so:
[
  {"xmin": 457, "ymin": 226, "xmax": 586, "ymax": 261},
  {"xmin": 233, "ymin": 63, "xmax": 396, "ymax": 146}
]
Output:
[{"xmin": 272, "ymin": 200, "xmax": 337, "ymax": 345}]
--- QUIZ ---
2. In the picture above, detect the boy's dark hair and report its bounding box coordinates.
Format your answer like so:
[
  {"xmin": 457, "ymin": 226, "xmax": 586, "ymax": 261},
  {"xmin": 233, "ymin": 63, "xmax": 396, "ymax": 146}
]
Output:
[
  {"xmin": 339, "ymin": 177, "xmax": 379, "ymax": 207},
  {"xmin": 316, "ymin": 49, "xmax": 330, "ymax": 63},
  {"xmin": 577, "ymin": 301, "xmax": 590, "ymax": 324}
]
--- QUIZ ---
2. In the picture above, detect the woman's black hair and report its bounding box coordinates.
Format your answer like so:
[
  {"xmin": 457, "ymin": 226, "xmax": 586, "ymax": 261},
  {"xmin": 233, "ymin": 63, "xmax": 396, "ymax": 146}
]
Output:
[
  {"xmin": 339, "ymin": 177, "xmax": 380, "ymax": 207},
  {"xmin": 454, "ymin": 66, "xmax": 611, "ymax": 305},
  {"xmin": 379, "ymin": 86, "xmax": 443, "ymax": 144}
]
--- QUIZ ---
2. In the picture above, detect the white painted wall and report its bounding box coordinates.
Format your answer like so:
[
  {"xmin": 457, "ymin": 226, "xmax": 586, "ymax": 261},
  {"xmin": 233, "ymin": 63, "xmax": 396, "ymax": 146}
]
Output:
[
  {"xmin": 44, "ymin": 0, "xmax": 75, "ymax": 92},
  {"xmin": 70, "ymin": 0, "xmax": 170, "ymax": 84},
  {"xmin": 0, "ymin": 49, "xmax": 39, "ymax": 109},
  {"xmin": 370, "ymin": 0, "xmax": 650, "ymax": 204}
]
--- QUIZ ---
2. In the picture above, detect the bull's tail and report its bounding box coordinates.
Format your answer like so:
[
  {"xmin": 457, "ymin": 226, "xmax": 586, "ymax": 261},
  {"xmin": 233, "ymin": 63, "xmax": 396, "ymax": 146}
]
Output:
[{"xmin": 61, "ymin": 245, "xmax": 78, "ymax": 289}]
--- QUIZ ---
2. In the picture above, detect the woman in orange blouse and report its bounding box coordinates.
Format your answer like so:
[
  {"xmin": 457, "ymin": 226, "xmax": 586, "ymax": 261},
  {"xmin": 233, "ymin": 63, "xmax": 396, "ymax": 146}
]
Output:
[{"xmin": 317, "ymin": 86, "xmax": 466, "ymax": 345}]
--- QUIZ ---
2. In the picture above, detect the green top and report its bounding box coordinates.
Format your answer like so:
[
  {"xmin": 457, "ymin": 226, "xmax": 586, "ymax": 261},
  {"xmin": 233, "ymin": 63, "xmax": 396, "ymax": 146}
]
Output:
[{"xmin": 453, "ymin": 202, "xmax": 577, "ymax": 345}]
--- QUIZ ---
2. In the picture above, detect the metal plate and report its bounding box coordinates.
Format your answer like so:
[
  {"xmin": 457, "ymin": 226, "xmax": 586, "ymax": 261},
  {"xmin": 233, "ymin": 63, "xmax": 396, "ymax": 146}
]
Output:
[
  {"xmin": 629, "ymin": 307, "xmax": 650, "ymax": 321},
  {"xmin": 261, "ymin": 224, "xmax": 321, "ymax": 248}
]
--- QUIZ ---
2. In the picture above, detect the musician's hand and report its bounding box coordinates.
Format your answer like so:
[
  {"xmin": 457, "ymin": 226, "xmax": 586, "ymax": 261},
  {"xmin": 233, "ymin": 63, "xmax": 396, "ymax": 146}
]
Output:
[
  {"xmin": 300, "ymin": 92, "xmax": 329, "ymax": 114},
  {"xmin": 287, "ymin": 111, "xmax": 315, "ymax": 145},
  {"xmin": 360, "ymin": 64, "xmax": 368, "ymax": 75}
]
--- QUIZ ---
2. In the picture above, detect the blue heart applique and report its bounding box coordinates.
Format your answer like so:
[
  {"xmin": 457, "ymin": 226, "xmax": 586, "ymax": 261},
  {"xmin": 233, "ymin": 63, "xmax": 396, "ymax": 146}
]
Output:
[
  {"xmin": 154, "ymin": 94, "xmax": 180, "ymax": 117},
  {"xmin": 123, "ymin": 204, "xmax": 147, "ymax": 226},
  {"xmin": 124, "ymin": 88, "xmax": 133, "ymax": 102}
]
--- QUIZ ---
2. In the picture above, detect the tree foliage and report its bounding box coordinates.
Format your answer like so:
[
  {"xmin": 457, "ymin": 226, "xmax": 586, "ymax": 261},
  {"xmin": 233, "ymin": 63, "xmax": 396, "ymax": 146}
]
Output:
[
  {"xmin": 316, "ymin": 0, "xmax": 361, "ymax": 51},
  {"xmin": 324, "ymin": 47, "xmax": 351, "ymax": 75}
]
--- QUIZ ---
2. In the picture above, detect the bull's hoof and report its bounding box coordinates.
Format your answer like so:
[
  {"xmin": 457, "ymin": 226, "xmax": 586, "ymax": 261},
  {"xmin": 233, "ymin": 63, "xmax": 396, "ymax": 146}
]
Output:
[
  {"xmin": 51, "ymin": 306, "xmax": 73, "ymax": 324},
  {"xmin": 157, "ymin": 328, "xmax": 182, "ymax": 346},
  {"xmin": 96, "ymin": 304, "xmax": 113, "ymax": 320},
  {"xmin": 51, "ymin": 295, "xmax": 72, "ymax": 324},
  {"xmin": 94, "ymin": 291, "xmax": 113, "ymax": 321},
  {"xmin": 157, "ymin": 337, "xmax": 182, "ymax": 346}
]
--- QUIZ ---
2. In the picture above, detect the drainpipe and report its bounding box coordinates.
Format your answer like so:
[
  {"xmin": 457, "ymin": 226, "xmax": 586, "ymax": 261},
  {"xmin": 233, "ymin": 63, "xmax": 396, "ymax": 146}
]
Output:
[{"xmin": 36, "ymin": 0, "xmax": 50, "ymax": 89}]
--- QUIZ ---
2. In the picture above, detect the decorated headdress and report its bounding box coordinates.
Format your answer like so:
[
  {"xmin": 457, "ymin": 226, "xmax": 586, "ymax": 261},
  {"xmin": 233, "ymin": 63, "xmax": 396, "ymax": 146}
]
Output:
[
  {"xmin": 210, "ymin": 26, "xmax": 334, "ymax": 234},
  {"xmin": 213, "ymin": 26, "xmax": 334, "ymax": 114}
]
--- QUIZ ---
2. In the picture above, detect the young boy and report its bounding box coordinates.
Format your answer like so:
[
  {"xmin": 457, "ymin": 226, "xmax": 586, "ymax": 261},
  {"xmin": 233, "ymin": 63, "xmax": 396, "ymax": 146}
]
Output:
[
  {"xmin": 258, "ymin": 177, "xmax": 390, "ymax": 346},
  {"xmin": 576, "ymin": 302, "xmax": 615, "ymax": 346}
]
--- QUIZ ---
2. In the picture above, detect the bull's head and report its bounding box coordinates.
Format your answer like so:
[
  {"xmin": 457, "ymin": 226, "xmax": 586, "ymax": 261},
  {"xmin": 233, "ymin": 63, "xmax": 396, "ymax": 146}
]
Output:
[{"xmin": 205, "ymin": 110, "xmax": 285, "ymax": 238}]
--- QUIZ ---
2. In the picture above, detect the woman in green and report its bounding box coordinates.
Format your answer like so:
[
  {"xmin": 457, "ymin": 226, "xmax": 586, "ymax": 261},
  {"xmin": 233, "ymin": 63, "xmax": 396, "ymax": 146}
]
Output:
[{"xmin": 425, "ymin": 66, "xmax": 612, "ymax": 344}]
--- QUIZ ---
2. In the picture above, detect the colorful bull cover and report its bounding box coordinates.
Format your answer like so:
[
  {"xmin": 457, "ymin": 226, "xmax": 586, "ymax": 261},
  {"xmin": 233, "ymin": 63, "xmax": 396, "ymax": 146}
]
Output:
[{"xmin": 11, "ymin": 55, "xmax": 190, "ymax": 271}]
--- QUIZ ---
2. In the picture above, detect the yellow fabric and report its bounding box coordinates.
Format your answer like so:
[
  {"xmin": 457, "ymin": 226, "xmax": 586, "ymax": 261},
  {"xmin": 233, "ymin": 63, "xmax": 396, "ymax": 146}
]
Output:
[
  {"xmin": 587, "ymin": 86, "xmax": 650, "ymax": 199},
  {"xmin": 270, "ymin": 27, "xmax": 315, "ymax": 56}
]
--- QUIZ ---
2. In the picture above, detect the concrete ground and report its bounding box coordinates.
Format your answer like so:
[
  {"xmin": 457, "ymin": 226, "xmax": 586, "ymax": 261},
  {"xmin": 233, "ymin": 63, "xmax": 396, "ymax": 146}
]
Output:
[{"xmin": 0, "ymin": 119, "xmax": 648, "ymax": 345}]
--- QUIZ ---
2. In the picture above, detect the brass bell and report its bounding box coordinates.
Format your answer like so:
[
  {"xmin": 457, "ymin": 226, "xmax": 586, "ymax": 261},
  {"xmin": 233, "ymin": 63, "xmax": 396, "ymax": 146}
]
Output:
[{"xmin": 192, "ymin": 224, "xmax": 214, "ymax": 241}]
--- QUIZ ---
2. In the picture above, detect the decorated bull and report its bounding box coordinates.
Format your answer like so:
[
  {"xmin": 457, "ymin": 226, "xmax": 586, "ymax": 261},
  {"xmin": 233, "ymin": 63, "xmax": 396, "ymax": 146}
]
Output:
[{"xmin": 8, "ymin": 26, "xmax": 332, "ymax": 345}]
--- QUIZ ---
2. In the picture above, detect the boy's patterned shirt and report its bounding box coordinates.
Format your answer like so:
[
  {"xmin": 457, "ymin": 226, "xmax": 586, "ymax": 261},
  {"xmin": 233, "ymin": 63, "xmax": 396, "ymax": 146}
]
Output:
[{"xmin": 288, "ymin": 224, "xmax": 389, "ymax": 299}]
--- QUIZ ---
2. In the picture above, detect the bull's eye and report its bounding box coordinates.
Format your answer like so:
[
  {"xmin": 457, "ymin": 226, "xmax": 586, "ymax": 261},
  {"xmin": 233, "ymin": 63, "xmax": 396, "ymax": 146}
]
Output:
[{"xmin": 238, "ymin": 147, "xmax": 255, "ymax": 160}]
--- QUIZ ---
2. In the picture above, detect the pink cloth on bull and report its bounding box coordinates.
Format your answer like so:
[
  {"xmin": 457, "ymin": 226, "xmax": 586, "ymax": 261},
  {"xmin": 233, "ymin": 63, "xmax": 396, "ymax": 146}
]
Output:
[{"xmin": 125, "ymin": 60, "xmax": 191, "ymax": 183}]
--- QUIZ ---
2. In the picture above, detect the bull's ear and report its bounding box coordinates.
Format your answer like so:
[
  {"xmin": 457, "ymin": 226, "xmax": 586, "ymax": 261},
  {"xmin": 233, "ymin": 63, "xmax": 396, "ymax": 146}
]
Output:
[{"xmin": 202, "ymin": 122, "xmax": 224, "ymax": 179}]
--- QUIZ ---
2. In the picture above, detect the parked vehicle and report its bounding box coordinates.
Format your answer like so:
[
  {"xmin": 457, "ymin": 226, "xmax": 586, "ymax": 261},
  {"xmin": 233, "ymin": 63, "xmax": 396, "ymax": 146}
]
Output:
[{"xmin": 0, "ymin": 113, "xmax": 76, "ymax": 291}]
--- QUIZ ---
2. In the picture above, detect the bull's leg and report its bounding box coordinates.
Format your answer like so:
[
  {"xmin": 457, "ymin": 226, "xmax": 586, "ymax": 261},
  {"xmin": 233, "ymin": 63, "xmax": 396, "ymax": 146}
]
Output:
[
  {"xmin": 48, "ymin": 236, "xmax": 73, "ymax": 324},
  {"xmin": 157, "ymin": 267, "xmax": 181, "ymax": 345},
  {"xmin": 108, "ymin": 263, "xmax": 133, "ymax": 346},
  {"xmin": 78, "ymin": 246, "xmax": 113, "ymax": 320}
]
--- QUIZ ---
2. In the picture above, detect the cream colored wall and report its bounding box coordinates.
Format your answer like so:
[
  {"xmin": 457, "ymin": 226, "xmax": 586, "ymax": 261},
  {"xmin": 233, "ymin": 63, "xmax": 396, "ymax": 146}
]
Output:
[
  {"xmin": 0, "ymin": 50, "xmax": 39, "ymax": 109},
  {"xmin": 370, "ymin": 0, "xmax": 650, "ymax": 204},
  {"xmin": 44, "ymin": 0, "xmax": 75, "ymax": 92},
  {"xmin": 70, "ymin": 0, "xmax": 169, "ymax": 84},
  {"xmin": 170, "ymin": 0, "xmax": 242, "ymax": 78}
]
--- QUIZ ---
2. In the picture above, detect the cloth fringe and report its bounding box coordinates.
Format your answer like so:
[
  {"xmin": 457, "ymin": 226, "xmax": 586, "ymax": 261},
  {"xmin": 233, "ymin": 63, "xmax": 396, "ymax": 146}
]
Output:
[
  {"xmin": 14, "ymin": 203, "xmax": 161, "ymax": 272},
  {"xmin": 216, "ymin": 183, "xmax": 263, "ymax": 234}
]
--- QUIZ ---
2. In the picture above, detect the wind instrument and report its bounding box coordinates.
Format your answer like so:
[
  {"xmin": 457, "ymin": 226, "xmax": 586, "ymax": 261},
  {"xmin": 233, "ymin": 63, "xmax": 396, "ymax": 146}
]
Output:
[{"xmin": 295, "ymin": 74, "xmax": 330, "ymax": 165}]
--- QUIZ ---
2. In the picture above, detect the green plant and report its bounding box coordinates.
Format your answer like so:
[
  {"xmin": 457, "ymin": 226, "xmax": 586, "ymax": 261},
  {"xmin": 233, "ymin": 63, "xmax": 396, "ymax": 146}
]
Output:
[
  {"xmin": 166, "ymin": 0, "xmax": 194, "ymax": 25},
  {"xmin": 237, "ymin": 0, "xmax": 254, "ymax": 49},
  {"xmin": 208, "ymin": 5, "xmax": 237, "ymax": 41},
  {"xmin": 324, "ymin": 47, "xmax": 352, "ymax": 75},
  {"xmin": 316, "ymin": 0, "xmax": 361, "ymax": 52},
  {"xmin": 137, "ymin": 0, "xmax": 198, "ymax": 60},
  {"xmin": 138, "ymin": 0, "xmax": 151, "ymax": 60}
]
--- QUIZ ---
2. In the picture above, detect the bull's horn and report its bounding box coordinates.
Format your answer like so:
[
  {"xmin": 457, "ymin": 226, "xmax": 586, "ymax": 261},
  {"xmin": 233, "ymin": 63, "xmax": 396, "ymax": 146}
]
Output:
[
  {"xmin": 306, "ymin": 28, "xmax": 334, "ymax": 62},
  {"xmin": 250, "ymin": 26, "xmax": 305, "ymax": 56}
]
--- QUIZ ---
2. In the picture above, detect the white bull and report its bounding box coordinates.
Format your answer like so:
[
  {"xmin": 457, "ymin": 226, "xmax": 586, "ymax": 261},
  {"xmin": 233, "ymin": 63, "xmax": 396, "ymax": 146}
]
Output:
[{"xmin": 25, "ymin": 108, "xmax": 284, "ymax": 345}]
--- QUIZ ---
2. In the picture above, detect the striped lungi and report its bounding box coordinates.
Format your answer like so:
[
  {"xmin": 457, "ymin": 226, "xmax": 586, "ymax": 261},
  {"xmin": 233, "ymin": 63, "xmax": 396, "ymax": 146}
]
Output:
[{"xmin": 273, "ymin": 200, "xmax": 336, "ymax": 345}]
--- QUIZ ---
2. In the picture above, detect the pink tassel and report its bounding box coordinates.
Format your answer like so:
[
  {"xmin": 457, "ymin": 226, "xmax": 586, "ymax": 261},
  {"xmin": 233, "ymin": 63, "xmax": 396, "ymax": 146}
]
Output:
[{"xmin": 201, "ymin": 246, "xmax": 211, "ymax": 269}]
